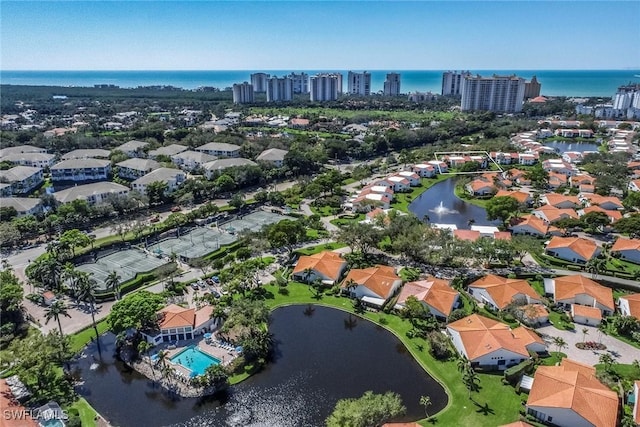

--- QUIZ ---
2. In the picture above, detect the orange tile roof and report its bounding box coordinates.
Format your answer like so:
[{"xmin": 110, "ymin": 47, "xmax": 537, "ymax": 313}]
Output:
[
  {"xmin": 292, "ymin": 251, "xmax": 347, "ymax": 282},
  {"xmin": 194, "ymin": 305, "xmax": 214, "ymax": 328},
  {"xmin": 510, "ymin": 214, "xmax": 548, "ymax": 235},
  {"xmin": 499, "ymin": 422, "xmax": 534, "ymax": 427},
  {"xmin": 158, "ymin": 304, "xmax": 195, "ymax": 329},
  {"xmin": 520, "ymin": 304, "xmax": 549, "ymax": 320},
  {"xmin": 611, "ymin": 237, "xmax": 640, "ymax": 252},
  {"xmin": 340, "ymin": 265, "xmax": 400, "ymax": 299},
  {"xmin": 581, "ymin": 205, "xmax": 622, "ymax": 221},
  {"xmin": 0, "ymin": 379, "xmax": 37, "ymax": 427},
  {"xmin": 548, "ymin": 172, "xmax": 568, "ymax": 184},
  {"xmin": 546, "ymin": 236, "xmax": 600, "ymax": 261},
  {"xmin": 535, "ymin": 204, "xmax": 579, "ymax": 222},
  {"xmin": 527, "ymin": 359, "xmax": 618, "ymax": 427},
  {"xmin": 468, "ymin": 274, "xmax": 541, "ymax": 310},
  {"xmin": 494, "ymin": 190, "xmax": 531, "ymax": 204},
  {"xmin": 397, "ymin": 277, "xmax": 459, "ymax": 316},
  {"xmin": 572, "ymin": 304, "xmax": 602, "ymax": 320},
  {"xmin": 585, "ymin": 194, "xmax": 623, "ymax": 208},
  {"xmin": 553, "ymin": 275, "xmax": 614, "ymax": 311},
  {"xmin": 494, "ymin": 231, "xmax": 512, "ymax": 240},
  {"xmin": 468, "ymin": 180, "xmax": 494, "ymax": 192},
  {"xmin": 447, "ymin": 314, "xmax": 544, "ymax": 360},
  {"xmin": 453, "ymin": 229, "xmax": 481, "ymax": 242},
  {"xmin": 619, "ymin": 293, "xmax": 640, "ymax": 320}
]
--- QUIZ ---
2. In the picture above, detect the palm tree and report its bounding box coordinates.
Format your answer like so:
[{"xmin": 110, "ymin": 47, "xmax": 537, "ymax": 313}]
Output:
[
  {"xmin": 552, "ymin": 336, "xmax": 567, "ymax": 355},
  {"xmin": 419, "ymin": 395, "xmax": 432, "ymax": 418},
  {"xmin": 138, "ymin": 341, "xmax": 156, "ymax": 383},
  {"xmin": 302, "ymin": 267, "xmax": 314, "ymax": 284},
  {"xmin": 581, "ymin": 327, "xmax": 589, "ymax": 344},
  {"xmin": 44, "ymin": 300, "xmax": 71, "ymax": 335},
  {"xmin": 77, "ymin": 272, "xmax": 100, "ymax": 340},
  {"xmin": 105, "ymin": 271, "xmax": 122, "ymax": 300},
  {"xmin": 457, "ymin": 355, "xmax": 470, "ymax": 373},
  {"xmin": 599, "ymin": 353, "xmax": 615, "ymax": 372},
  {"xmin": 462, "ymin": 366, "xmax": 480, "ymax": 399}
]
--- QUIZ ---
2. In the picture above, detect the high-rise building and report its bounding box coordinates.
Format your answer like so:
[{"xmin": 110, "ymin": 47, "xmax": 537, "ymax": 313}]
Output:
[
  {"xmin": 383, "ymin": 73, "xmax": 401, "ymax": 96},
  {"xmin": 347, "ymin": 71, "xmax": 371, "ymax": 96},
  {"xmin": 460, "ymin": 74, "xmax": 526, "ymax": 113},
  {"xmin": 309, "ymin": 73, "xmax": 342, "ymax": 102},
  {"xmin": 232, "ymin": 82, "xmax": 254, "ymax": 104},
  {"xmin": 611, "ymin": 84, "xmax": 640, "ymax": 118},
  {"xmin": 524, "ymin": 76, "xmax": 542, "ymax": 99},
  {"xmin": 288, "ymin": 72, "xmax": 309, "ymax": 94},
  {"xmin": 266, "ymin": 76, "xmax": 294, "ymax": 102},
  {"xmin": 250, "ymin": 73, "xmax": 270, "ymax": 93},
  {"xmin": 441, "ymin": 71, "xmax": 470, "ymax": 96}
]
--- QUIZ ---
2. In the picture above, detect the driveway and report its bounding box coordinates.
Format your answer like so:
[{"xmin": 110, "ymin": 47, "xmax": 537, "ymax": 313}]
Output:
[{"xmin": 536, "ymin": 324, "xmax": 639, "ymax": 365}]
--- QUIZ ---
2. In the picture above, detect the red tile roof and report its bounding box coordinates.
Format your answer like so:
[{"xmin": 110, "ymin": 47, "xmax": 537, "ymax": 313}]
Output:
[
  {"xmin": 293, "ymin": 251, "xmax": 346, "ymax": 282},
  {"xmin": 397, "ymin": 277, "xmax": 459, "ymax": 317},
  {"xmin": 468, "ymin": 274, "xmax": 541, "ymax": 310},
  {"xmin": 158, "ymin": 304, "xmax": 195, "ymax": 329},
  {"xmin": 553, "ymin": 275, "xmax": 614, "ymax": 311},
  {"xmin": 546, "ymin": 236, "xmax": 600, "ymax": 261},
  {"xmin": 341, "ymin": 265, "xmax": 400, "ymax": 299}
]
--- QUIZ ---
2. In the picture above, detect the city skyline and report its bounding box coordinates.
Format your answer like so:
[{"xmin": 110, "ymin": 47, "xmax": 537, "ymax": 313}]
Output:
[{"xmin": 1, "ymin": 1, "xmax": 639, "ymax": 71}]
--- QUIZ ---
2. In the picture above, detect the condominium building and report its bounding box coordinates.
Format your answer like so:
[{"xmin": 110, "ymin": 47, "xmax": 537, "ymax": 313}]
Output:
[
  {"xmin": 612, "ymin": 84, "xmax": 640, "ymax": 119},
  {"xmin": 524, "ymin": 76, "xmax": 542, "ymax": 99},
  {"xmin": 441, "ymin": 71, "xmax": 470, "ymax": 96},
  {"xmin": 347, "ymin": 71, "xmax": 371, "ymax": 96},
  {"xmin": 0, "ymin": 166, "xmax": 44, "ymax": 195},
  {"xmin": 288, "ymin": 72, "xmax": 309, "ymax": 94},
  {"xmin": 310, "ymin": 73, "xmax": 342, "ymax": 102},
  {"xmin": 250, "ymin": 73, "xmax": 270, "ymax": 93},
  {"xmin": 232, "ymin": 82, "xmax": 254, "ymax": 104},
  {"xmin": 266, "ymin": 76, "xmax": 294, "ymax": 102},
  {"xmin": 383, "ymin": 73, "xmax": 401, "ymax": 96},
  {"xmin": 460, "ymin": 74, "xmax": 526, "ymax": 113},
  {"xmin": 50, "ymin": 158, "xmax": 111, "ymax": 182}
]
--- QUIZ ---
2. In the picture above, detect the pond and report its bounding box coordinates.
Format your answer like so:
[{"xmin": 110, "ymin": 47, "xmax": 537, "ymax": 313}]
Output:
[
  {"xmin": 544, "ymin": 141, "xmax": 600, "ymax": 154},
  {"xmin": 74, "ymin": 305, "xmax": 447, "ymax": 426},
  {"xmin": 408, "ymin": 177, "xmax": 499, "ymax": 229}
]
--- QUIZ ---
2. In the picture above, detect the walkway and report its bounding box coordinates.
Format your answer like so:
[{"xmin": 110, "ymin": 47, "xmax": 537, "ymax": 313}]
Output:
[{"xmin": 536, "ymin": 324, "xmax": 639, "ymax": 365}]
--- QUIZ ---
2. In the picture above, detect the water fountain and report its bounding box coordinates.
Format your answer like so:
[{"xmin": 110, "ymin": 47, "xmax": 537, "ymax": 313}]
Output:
[{"xmin": 430, "ymin": 201, "xmax": 458, "ymax": 216}]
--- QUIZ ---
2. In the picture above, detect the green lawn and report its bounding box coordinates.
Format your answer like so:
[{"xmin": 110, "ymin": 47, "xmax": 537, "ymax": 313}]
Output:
[
  {"xmin": 391, "ymin": 175, "xmax": 450, "ymax": 213},
  {"xmin": 453, "ymin": 185, "xmax": 492, "ymax": 208},
  {"xmin": 539, "ymin": 352, "xmax": 567, "ymax": 366},
  {"xmin": 295, "ymin": 242, "xmax": 348, "ymax": 256},
  {"xmin": 70, "ymin": 318, "xmax": 110, "ymax": 353},
  {"xmin": 261, "ymin": 282, "xmax": 524, "ymax": 426},
  {"xmin": 69, "ymin": 397, "xmax": 98, "ymax": 427},
  {"xmin": 330, "ymin": 213, "xmax": 365, "ymax": 227},
  {"xmin": 547, "ymin": 311, "xmax": 575, "ymax": 331},
  {"xmin": 310, "ymin": 205, "xmax": 337, "ymax": 217}
]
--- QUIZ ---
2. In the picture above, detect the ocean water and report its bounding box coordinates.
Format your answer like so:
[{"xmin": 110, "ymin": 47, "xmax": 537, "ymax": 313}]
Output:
[{"xmin": 1, "ymin": 69, "xmax": 639, "ymax": 97}]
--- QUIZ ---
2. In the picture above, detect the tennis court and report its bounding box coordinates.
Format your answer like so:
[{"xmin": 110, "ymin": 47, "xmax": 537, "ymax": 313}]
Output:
[
  {"xmin": 76, "ymin": 249, "xmax": 168, "ymax": 290},
  {"xmin": 222, "ymin": 211, "xmax": 294, "ymax": 234}
]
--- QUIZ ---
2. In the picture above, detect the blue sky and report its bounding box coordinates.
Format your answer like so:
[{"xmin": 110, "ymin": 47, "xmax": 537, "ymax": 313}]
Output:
[{"xmin": 2, "ymin": 1, "xmax": 639, "ymax": 70}]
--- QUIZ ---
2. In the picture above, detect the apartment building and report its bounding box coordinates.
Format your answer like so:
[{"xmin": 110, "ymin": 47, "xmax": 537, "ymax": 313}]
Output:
[
  {"xmin": 441, "ymin": 70, "xmax": 470, "ymax": 96},
  {"xmin": 310, "ymin": 73, "xmax": 342, "ymax": 101},
  {"xmin": 383, "ymin": 73, "xmax": 401, "ymax": 96},
  {"xmin": 116, "ymin": 158, "xmax": 160, "ymax": 180},
  {"xmin": 460, "ymin": 74, "xmax": 526, "ymax": 113},
  {"xmin": 232, "ymin": 82, "xmax": 254, "ymax": 104},
  {"xmin": 50, "ymin": 158, "xmax": 111, "ymax": 182},
  {"xmin": 131, "ymin": 168, "xmax": 186, "ymax": 194},
  {"xmin": 250, "ymin": 73, "xmax": 270, "ymax": 93},
  {"xmin": 195, "ymin": 142, "xmax": 241, "ymax": 158},
  {"xmin": 266, "ymin": 76, "xmax": 294, "ymax": 102},
  {"xmin": 53, "ymin": 182, "xmax": 130, "ymax": 205},
  {"xmin": 288, "ymin": 72, "xmax": 309, "ymax": 94},
  {"xmin": 347, "ymin": 71, "xmax": 371, "ymax": 96},
  {"xmin": 0, "ymin": 166, "xmax": 44, "ymax": 195}
]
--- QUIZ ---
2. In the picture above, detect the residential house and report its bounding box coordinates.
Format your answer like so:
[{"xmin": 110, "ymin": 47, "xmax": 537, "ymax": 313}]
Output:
[
  {"xmin": 510, "ymin": 214, "xmax": 552, "ymax": 237},
  {"xmin": 386, "ymin": 176, "xmax": 411, "ymax": 192},
  {"xmin": 1, "ymin": 152, "xmax": 56, "ymax": 169},
  {"xmin": 291, "ymin": 251, "xmax": 347, "ymax": 285},
  {"xmin": 518, "ymin": 304, "xmax": 549, "ymax": 327},
  {"xmin": 518, "ymin": 153, "xmax": 538, "ymax": 165},
  {"xmin": 340, "ymin": 265, "xmax": 402, "ymax": 308},
  {"xmin": 195, "ymin": 142, "xmax": 241, "ymax": 158},
  {"xmin": 53, "ymin": 182, "xmax": 130, "ymax": 205},
  {"xmin": 465, "ymin": 179, "xmax": 495, "ymax": 196},
  {"xmin": 256, "ymin": 148, "xmax": 288, "ymax": 167},
  {"xmin": 562, "ymin": 151, "xmax": 584, "ymax": 164},
  {"xmin": 494, "ymin": 190, "xmax": 532, "ymax": 206},
  {"xmin": 395, "ymin": 171, "xmax": 421, "ymax": 186},
  {"xmin": 142, "ymin": 304, "xmax": 216, "ymax": 345},
  {"xmin": 131, "ymin": 168, "xmax": 186, "ymax": 194},
  {"xmin": 582, "ymin": 194, "xmax": 623, "ymax": 211},
  {"xmin": 618, "ymin": 293, "xmax": 640, "ymax": 320},
  {"xmin": 0, "ymin": 166, "xmax": 43, "ymax": 195},
  {"xmin": 578, "ymin": 206, "xmax": 622, "ymax": 224},
  {"xmin": 543, "ymin": 194, "xmax": 582, "ymax": 209},
  {"xmin": 498, "ymin": 422, "xmax": 534, "ymax": 427},
  {"xmin": 116, "ymin": 158, "xmax": 160, "ymax": 180},
  {"xmin": 351, "ymin": 192, "xmax": 393, "ymax": 212},
  {"xmin": 453, "ymin": 229, "xmax": 481, "ymax": 242},
  {"xmin": 628, "ymin": 179, "xmax": 640, "ymax": 192},
  {"xmin": 548, "ymin": 172, "xmax": 569, "ymax": 190},
  {"xmin": 60, "ymin": 149, "xmax": 110, "ymax": 160},
  {"xmin": 171, "ymin": 150, "xmax": 217, "ymax": 171},
  {"xmin": 542, "ymin": 159, "xmax": 576, "ymax": 176},
  {"xmin": 532, "ymin": 205, "xmax": 579, "ymax": 224},
  {"xmin": 148, "ymin": 144, "xmax": 188, "ymax": 159},
  {"xmin": 427, "ymin": 160, "xmax": 448, "ymax": 173},
  {"xmin": 545, "ymin": 236, "xmax": 601, "ymax": 263},
  {"xmin": 612, "ymin": 238, "xmax": 640, "ymax": 264},
  {"xmin": 0, "ymin": 197, "xmax": 43, "ymax": 217},
  {"xmin": 446, "ymin": 314, "xmax": 546, "ymax": 370},
  {"xmin": 571, "ymin": 304, "xmax": 603, "ymax": 326},
  {"xmin": 544, "ymin": 275, "xmax": 615, "ymax": 316},
  {"xmin": 394, "ymin": 277, "xmax": 460, "ymax": 320},
  {"xmin": 633, "ymin": 381, "xmax": 640, "ymax": 427},
  {"xmin": 526, "ymin": 359, "xmax": 618, "ymax": 427},
  {"xmin": 467, "ymin": 274, "xmax": 542, "ymax": 310},
  {"xmin": 117, "ymin": 139, "xmax": 149, "ymax": 158},
  {"xmin": 50, "ymin": 158, "xmax": 111, "ymax": 182},
  {"xmin": 412, "ymin": 163, "xmax": 436, "ymax": 178},
  {"xmin": 202, "ymin": 158, "xmax": 258, "ymax": 180}
]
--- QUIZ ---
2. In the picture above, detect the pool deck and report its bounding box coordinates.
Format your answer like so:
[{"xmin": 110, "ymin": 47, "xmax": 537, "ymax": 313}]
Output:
[{"xmin": 158, "ymin": 336, "xmax": 239, "ymax": 376}]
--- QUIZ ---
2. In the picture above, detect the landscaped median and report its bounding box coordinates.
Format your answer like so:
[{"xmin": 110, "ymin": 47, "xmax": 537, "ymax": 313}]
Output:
[{"xmin": 261, "ymin": 281, "xmax": 525, "ymax": 426}]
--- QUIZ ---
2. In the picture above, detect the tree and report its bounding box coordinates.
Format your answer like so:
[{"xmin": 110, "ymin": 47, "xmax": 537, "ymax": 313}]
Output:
[
  {"xmin": 581, "ymin": 211, "xmax": 611, "ymax": 234},
  {"xmin": 77, "ymin": 272, "xmax": 101, "ymax": 340},
  {"xmin": 511, "ymin": 235, "xmax": 541, "ymax": 262},
  {"xmin": 552, "ymin": 336, "xmax": 567, "ymax": 355},
  {"xmin": 338, "ymin": 222, "xmax": 383, "ymax": 257},
  {"xmin": 485, "ymin": 196, "xmax": 521, "ymax": 227},
  {"xmin": 265, "ymin": 219, "xmax": 306, "ymax": 255},
  {"xmin": 326, "ymin": 391, "xmax": 406, "ymax": 427},
  {"xmin": 105, "ymin": 271, "xmax": 122, "ymax": 300},
  {"xmin": 229, "ymin": 192, "xmax": 246, "ymax": 211},
  {"xmin": 581, "ymin": 327, "xmax": 589, "ymax": 343},
  {"xmin": 462, "ymin": 366, "xmax": 480, "ymax": 399},
  {"xmin": 59, "ymin": 229, "xmax": 91, "ymax": 257},
  {"xmin": 599, "ymin": 353, "xmax": 615, "ymax": 373},
  {"xmin": 525, "ymin": 164, "xmax": 549, "ymax": 190},
  {"xmin": 107, "ymin": 290, "xmax": 165, "ymax": 334},
  {"xmin": 214, "ymin": 174, "xmax": 236, "ymax": 193},
  {"xmin": 44, "ymin": 300, "xmax": 71, "ymax": 336},
  {"xmin": 419, "ymin": 395, "xmax": 432, "ymax": 418},
  {"xmin": 145, "ymin": 181, "xmax": 169, "ymax": 206}
]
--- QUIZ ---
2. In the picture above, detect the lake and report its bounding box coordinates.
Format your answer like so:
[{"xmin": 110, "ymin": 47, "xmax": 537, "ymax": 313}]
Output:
[
  {"xmin": 74, "ymin": 305, "xmax": 447, "ymax": 426},
  {"xmin": 408, "ymin": 177, "xmax": 499, "ymax": 229},
  {"xmin": 544, "ymin": 141, "xmax": 600, "ymax": 154}
]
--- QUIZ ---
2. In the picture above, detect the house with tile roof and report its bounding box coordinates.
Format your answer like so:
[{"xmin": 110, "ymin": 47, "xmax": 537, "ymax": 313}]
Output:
[
  {"xmin": 394, "ymin": 276, "xmax": 460, "ymax": 319},
  {"xmin": 340, "ymin": 265, "xmax": 402, "ymax": 308},
  {"xmin": 578, "ymin": 205, "xmax": 622, "ymax": 224},
  {"xmin": 548, "ymin": 172, "xmax": 569, "ymax": 189},
  {"xmin": 543, "ymin": 194, "xmax": 582, "ymax": 209},
  {"xmin": 571, "ymin": 304, "xmax": 603, "ymax": 326},
  {"xmin": 291, "ymin": 251, "xmax": 347, "ymax": 285},
  {"xmin": 545, "ymin": 236, "xmax": 601, "ymax": 264},
  {"xmin": 465, "ymin": 179, "xmax": 495, "ymax": 196},
  {"xmin": 544, "ymin": 275, "xmax": 615, "ymax": 316},
  {"xmin": 582, "ymin": 194, "xmax": 623, "ymax": 211},
  {"xmin": 510, "ymin": 214, "xmax": 552, "ymax": 237},
  {"xmin": 412, "ymin": 163, "xmax": 436, "ymax": 178},
  {"xmin": 618, "ymin": 293, "xmax": 640, "ymax": 320},
  {"xmin": 518, "ymin": 304, "xmax": 549, "ymax": 327},
  {"xmin": 468, "ymin": 274, "xmax": 542, "ymax": 310},
  {"xmin": 498, "ymin": 422, "xmax": 534, "ymax": 427},
  {"xmin": 386, "ymin": 176, "xmax": 411, "ymax": 192},
  {"xmin": 494, "ymin": 190, "xmax": 532, "ymax": 206},
  {"xmin": 533, "ymin": 205, "xmax": 579, "ymax": 224},
  {"xmin": 526, "ymin": 358, "xmax": 618, "ymax": 427},
  {"xmin": 446, "ymin": 314, "xmax": 546, "ymax": 370},
  {"xmin": 142, "ymin": 304, "xmax": 216, "ymax": 345},
  {"xmin": 427, "ymin": 160, "xmax": 448, "ymax": 173}
]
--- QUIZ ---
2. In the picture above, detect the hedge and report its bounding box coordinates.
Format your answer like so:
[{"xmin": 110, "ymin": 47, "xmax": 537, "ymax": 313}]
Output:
[{"xmin": 504, "ymin": 359, "xmax": 534, "ymax": 384}]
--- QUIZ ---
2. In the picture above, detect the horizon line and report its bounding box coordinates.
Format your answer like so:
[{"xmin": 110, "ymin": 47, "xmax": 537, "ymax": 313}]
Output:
[{"xmin": 2, "ymin": 68, "xmax": 640, "ymax": 72}]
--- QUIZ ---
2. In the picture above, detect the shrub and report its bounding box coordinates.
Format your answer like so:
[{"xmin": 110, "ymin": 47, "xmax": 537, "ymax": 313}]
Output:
[
  {"xmin": 427, "ymin": 331, "xmax": 453, "ymax": 360},
  {"xmin": 504, "ymin": 360, "xmax": 534, "ymax": 384}
]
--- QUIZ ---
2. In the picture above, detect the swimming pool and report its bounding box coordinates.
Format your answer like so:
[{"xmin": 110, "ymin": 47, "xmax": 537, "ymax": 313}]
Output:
[{"xmin": 170, "ymin": 346, "xmax": 220, "ymax": 376}]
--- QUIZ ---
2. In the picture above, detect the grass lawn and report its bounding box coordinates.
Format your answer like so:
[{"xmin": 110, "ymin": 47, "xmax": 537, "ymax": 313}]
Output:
[
  {"xmin": 70, "ymin": 319, "xmax": 110, "ymax": 353},
  {"xmin": 260, "ymin": 281, "xmax": 524, "ymax": 426},
  {"xmin": 69, "ymin": 397, "xmax": 98, "ymax": 427},
  {"xmin": 330, "ymin": 213, "xmax": 365, "ymax": 227},
  {"xmin": 595, "ymin": 363, "xmax": 640, "ymax": 381},
  {"xmin": 391, "ymin": 175, "xmax": 450, "ymax": 213},
  {"xmin": 453, "ymin": 185, "xmax": 492, "ymax": 208},
  {"xmin": 539, "ymin": 352, "xmax": 567, "ymax": 366},
  {"xmin": 310, "ymin": 205, "xmax": 337, "ymax": 217},
  {"xmin": 529, "ymin": 280, "xmax": 545, "ymax": 297},
  {"xmin": 547, "ymin": 310, "xmax": 575, "ymax": 331},
  {"xmin": 295, "ymin": 242, "xmax": 348, "ymax": 256}
]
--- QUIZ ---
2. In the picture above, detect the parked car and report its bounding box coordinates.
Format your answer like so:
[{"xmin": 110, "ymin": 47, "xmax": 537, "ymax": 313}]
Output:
[
  {"xmin": 190, "ymin": 283, "xmax": 199, "ymax": 290},
  {"xmin": 171, "ymin": 206, "xmax": 182, "ymax": 212},
  {"xmin": 211, "ymin": 276, "xmax": 220, "ymax": 284}
]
